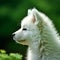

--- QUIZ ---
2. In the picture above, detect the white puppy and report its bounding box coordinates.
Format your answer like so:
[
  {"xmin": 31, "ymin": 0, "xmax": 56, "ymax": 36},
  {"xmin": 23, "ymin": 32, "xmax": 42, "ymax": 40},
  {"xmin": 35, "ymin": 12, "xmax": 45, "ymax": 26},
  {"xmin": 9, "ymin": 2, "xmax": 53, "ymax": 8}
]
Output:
[{"xmin": 13, "ymin": 8, "xmax": 60, "ymax": 60}]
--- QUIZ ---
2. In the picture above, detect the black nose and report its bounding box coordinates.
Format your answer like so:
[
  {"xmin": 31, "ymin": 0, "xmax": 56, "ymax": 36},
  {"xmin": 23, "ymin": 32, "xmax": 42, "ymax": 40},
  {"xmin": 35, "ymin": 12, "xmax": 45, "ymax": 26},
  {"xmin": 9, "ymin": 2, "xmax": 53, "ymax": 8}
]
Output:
[{"xmin": 12, "ymin": 33, "xmax": 15, "ymax": 37}]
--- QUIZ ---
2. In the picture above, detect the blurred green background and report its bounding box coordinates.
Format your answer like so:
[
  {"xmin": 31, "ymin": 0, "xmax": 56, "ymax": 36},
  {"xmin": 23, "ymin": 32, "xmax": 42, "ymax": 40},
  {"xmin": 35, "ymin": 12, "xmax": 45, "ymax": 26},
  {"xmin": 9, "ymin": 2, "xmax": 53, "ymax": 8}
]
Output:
[{"xmin": 0, "ymin": 0, "xmax": 60, "ymax": 60}]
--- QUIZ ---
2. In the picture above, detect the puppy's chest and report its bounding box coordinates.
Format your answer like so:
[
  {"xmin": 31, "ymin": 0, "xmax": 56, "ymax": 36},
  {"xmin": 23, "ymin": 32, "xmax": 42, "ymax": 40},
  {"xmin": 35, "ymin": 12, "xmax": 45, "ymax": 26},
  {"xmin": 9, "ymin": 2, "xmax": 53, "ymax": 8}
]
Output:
[{"xmin": 27, "ymin": 48, "xmax": 41, "ymax": 60}]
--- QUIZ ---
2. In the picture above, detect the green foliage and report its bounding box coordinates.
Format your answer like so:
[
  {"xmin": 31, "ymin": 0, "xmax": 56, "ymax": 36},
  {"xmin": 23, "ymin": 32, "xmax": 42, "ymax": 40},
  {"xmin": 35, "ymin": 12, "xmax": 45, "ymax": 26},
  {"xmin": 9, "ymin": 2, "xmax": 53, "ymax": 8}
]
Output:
[{"xmin": 0, "ymin": 50, "xmax": 22, "ymax": 60}]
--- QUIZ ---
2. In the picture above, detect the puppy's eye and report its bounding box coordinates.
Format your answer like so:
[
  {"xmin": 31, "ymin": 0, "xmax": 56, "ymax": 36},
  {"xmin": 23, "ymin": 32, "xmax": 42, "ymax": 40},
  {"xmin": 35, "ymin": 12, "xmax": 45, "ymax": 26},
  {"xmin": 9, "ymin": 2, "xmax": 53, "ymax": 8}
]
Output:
[{"xmin": 23, "ymin": 28, "xmax": 27, "ymax": 30}]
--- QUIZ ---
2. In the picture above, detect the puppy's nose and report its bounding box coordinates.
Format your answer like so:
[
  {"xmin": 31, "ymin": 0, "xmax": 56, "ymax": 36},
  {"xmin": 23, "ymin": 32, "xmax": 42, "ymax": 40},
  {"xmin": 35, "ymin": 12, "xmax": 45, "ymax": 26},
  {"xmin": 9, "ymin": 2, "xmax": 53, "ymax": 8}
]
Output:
[{"xmin": 12, "ymin": 33, "xmax": 15, "ymax": 37}]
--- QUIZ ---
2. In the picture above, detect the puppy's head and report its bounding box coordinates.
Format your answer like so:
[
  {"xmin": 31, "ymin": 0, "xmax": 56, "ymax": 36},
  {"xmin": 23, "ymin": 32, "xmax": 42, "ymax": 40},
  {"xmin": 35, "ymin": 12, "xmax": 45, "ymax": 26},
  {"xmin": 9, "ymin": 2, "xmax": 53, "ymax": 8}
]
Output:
[{"xmin": 13, "ymin": 8, "xmax": 41, "ymax": 45}]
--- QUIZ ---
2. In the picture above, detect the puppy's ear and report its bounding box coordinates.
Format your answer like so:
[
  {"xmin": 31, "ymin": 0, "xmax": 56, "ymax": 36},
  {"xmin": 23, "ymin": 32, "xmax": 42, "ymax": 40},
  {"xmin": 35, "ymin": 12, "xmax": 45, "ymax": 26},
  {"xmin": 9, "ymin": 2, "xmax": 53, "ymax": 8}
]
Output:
[
  {"xmin": 28, "ymin": 9, "xmax": 36, "ymax": 23},
  {"xmin": 31, "ymin": 8, "xmax": 40, "ymax": 24},
  {"xmin": 32, "ymin": 8, "xmax": 40, "ymax": 21},
  {"xmin": 32, "ymin": 8, "xmax": 43, "ymax": 24},
  {"xmin": 31, "ymin": 14, "xmax": 36, "ymax": 23},
  {"xmin": 28, "ymin": 9, "xmax": 32, "ymax": 15}
]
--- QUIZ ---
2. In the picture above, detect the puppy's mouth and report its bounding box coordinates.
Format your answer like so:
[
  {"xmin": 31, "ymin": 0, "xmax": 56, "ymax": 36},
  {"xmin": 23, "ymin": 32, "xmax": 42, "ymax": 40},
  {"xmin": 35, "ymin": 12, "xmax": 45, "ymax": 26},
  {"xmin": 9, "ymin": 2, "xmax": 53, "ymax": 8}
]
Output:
[
  {"xmin": 16, "ymin": 40, "xmax": 28, "ymax": 45},
  {"xmin": 18, "ymin": 40, "xmax": 26, "ymax": 42},
  {"xmin": 13, "ymin": 37, "xmax": 28, "ymax": 45}
]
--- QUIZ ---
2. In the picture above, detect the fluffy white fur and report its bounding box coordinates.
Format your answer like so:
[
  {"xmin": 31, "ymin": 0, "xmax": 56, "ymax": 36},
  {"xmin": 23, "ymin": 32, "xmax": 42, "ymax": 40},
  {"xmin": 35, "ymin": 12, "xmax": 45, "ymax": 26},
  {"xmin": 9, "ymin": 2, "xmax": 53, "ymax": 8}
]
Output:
[{"xmin": 13, "ymin": 8, "xmax": 60, "ymax": 60}]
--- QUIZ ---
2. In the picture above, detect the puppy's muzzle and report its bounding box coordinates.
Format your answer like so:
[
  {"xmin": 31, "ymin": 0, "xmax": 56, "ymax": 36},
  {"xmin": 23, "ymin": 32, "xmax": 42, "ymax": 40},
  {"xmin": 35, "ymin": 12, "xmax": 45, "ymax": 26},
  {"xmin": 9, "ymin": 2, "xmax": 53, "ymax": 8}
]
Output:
[{"xmin": 12, "ymin": 33, "xmax": 15, "ymax": 37}]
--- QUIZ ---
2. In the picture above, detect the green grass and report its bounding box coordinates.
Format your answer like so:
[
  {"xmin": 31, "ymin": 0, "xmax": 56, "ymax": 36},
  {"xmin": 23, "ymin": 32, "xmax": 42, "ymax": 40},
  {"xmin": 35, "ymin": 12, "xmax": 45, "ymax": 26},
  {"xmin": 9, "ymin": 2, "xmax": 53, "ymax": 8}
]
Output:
[{"xmin": 0, "ymin": 50, "xmax": 22, "ymax": 60}]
